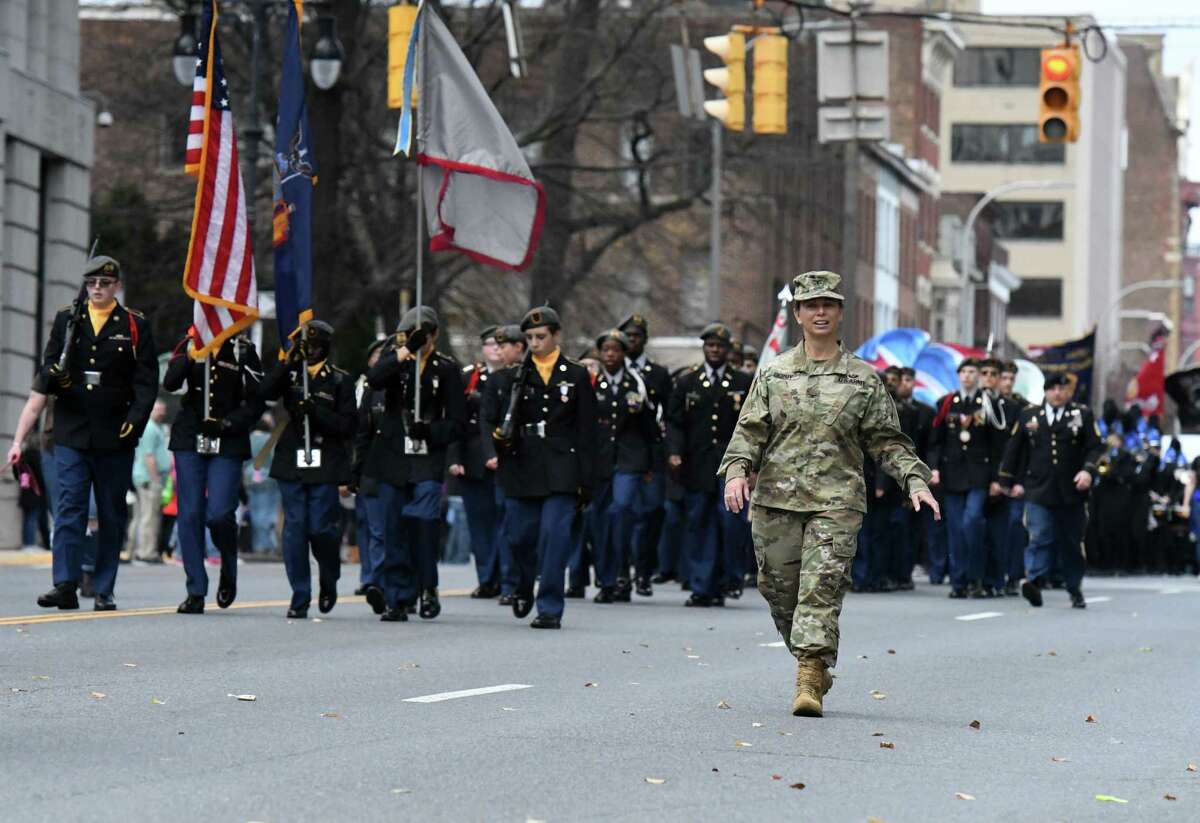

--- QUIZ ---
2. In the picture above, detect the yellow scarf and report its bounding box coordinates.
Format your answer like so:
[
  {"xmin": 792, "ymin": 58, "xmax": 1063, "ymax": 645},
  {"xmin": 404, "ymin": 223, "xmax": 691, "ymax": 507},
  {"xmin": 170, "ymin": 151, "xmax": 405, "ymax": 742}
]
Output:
[
  {"xmin": 533, "ymin": 348, "xmax": 560, "ymax": 384},
  {"xmin": 88, "ymin": 300, "xmax": 116, "ymax": 336},
  {"xmin": 307, "ymin": 359, "xmax": 327, "ymax": 377}
]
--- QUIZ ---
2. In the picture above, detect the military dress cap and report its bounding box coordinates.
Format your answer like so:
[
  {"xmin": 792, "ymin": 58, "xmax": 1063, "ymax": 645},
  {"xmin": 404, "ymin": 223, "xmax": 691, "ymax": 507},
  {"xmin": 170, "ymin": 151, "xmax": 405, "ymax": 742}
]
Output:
[
  {"xmin": 1043, "ymin": 372, "xmax": 1070, "ymax": 389},
  {"xmin": 978, "ymin": 357, "xmax": 1003, "ymax": 371},
  {"xmin": 743, "ymin": 344, "xmax": 759, "ymax": 358},
  {"xmin": 495, "ymin": 324, "xmax": 524, "ymax": 344},
  {"xmin": 618, "ymin": 314, "xmax": 648, "ymax": 335},
  {"xmin": 521, "ymin": 305, "xmax": 561, "ymax": 331},
  {"xmin": 84, "ymin": 255, "xmax": 121, "ymax": 280},
  {"xmin": 479, "ymin": 324, "xmax": 500, "ymax": 342},
  {"xmin": 699, "ymin": 322, "xmax": 733, "ymax": 344},
  {"xmin": 366, "ymin": 337, "xmax": 388, "ymax": 356},
  {"xmin": 398, "ymin": 305, "xmax": 439, "ymax": 333},
  {"xmin": 957, "ymin": 357, "xmax": 980, "ymax": 371},
  {"xmin": 305, "ymin": 319, "xmax": 334, "ymax": 340},
  {"xmin": 1001, "ymin": 360, "xmax": 1019, "ymax": 374},
  {"xmin": 594, "ymin": 328, "xmax": 629, "ymax": 351},
  {"xmin": 791, "ymin": 270, "xmax": 844, "ymax": 303}
]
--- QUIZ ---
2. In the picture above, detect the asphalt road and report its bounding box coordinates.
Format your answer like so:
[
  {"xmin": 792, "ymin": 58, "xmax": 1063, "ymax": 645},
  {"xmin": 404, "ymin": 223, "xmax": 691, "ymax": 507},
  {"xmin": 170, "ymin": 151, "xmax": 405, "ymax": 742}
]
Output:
[{"xmin": 2, "ymin": 556, "xmax": 1198, "ymax": 822}]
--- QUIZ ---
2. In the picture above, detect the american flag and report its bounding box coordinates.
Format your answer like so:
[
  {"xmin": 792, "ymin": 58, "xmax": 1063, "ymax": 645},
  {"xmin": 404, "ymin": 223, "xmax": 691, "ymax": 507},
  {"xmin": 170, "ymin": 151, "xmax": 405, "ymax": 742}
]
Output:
[{"xmin": 181, "ymin": 0, "xmax": 258, "ymax": 358}]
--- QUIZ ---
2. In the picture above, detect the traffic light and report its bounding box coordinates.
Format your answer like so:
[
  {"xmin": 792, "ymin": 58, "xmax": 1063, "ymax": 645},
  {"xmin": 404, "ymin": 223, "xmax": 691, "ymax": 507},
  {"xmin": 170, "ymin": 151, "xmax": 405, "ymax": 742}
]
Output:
[
  {"xmin": 388, "ymin": 3, "xmax": 419, "ymax": 110},
  {"xmin": 703, "ymin": 31, "xmax": 746, "ymax": 131},
  {"xmin": 1039, "ymin": 46, "xmax": 1080, "ymax": 143},
  {"xmin": 752, "ymin": 34, "xmax": 788, "ymax": 134}
]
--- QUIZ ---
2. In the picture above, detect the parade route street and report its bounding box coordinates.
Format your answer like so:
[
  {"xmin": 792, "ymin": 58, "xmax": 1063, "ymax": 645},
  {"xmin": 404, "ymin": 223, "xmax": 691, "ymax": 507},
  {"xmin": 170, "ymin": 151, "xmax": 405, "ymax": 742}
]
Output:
[{"xmin": 2, "ymin": 561, "xmax": 1198, "ymax": 822}]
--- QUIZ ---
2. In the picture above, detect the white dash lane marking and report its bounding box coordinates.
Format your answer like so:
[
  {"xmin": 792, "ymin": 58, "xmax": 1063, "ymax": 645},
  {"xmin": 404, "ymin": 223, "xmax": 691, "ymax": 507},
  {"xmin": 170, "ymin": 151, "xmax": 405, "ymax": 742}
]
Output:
[
  {"xmin": 1160, "ymin": 588, "xmax": 1183, "ymax": 595},
  {"xmin": 1087, "ymin": 596, "xmax": 1111, "ymax": 604},
  {"xmin": 403, "ymin": 684, "xmax": 533, "ymax": 704},
  {"xmin": 758, "ymin": 641, "xmax": 786, "ymax": 648},
  {"xmin": 955, "ymin": 611, "xmax": 1004, "ymax": 622}
]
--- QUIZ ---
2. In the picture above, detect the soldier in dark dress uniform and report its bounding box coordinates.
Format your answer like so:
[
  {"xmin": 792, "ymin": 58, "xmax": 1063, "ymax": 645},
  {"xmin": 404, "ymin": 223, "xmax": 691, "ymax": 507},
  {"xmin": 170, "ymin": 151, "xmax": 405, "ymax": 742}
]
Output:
[
  {"xmin": 927, "ymin": 358, "xmax": 995, "ymax": 598},
  {"xmin": 32, "ymin": 256, "xmax": 158, "ymax": 611},
  {"xmin": 978, "ymin": 358, "xmax": 1020, "ymax": 597},
  {"xmin": 259, "ymin": 320, "xmax": 356, "ymax": 619},
  {"xmin": 999, "ymin": 373, "xmax": 1102, "ymax": 609},
  {"xmin": 164, "ymin": 331, "xmax": 266, "ymax": 614},
  {"xmin": 363, "ymin": 307, "xmax": 466, "ymax": 621},
  {"xmin": 590, "ymin": 329, "xmax": 658, "ymax": 604},
  {"xmin": 447, "ymin": 325, "xmax": 506, "ymax": 599},
  {"xmin": 485, "ymin": 306, "xmax": 597, "ymax": 629},
  {"xmin": 351, "ymin": 339, "xmax": 389, "ymax": 597},
  {"xmin": 667, "ymin": 322, "xmax": 752, "ymax": 607},
  {"xmin": 618, "ymin": 314, "xmax": 673, "ymax": 596},
  {"xmin": 489, "ymin": 324, "xmax": 527, "ymax": 605}
]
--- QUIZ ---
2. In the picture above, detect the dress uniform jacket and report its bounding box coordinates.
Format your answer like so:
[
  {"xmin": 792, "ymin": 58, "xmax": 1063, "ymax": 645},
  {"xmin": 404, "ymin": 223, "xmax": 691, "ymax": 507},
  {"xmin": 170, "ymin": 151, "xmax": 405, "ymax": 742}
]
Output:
[
  {"xmin": 594, "ymin": 368, "xmax": 658, "ymax": 481},
  {"xmin": 486, "ymin": 353, "xmax": 597, "ymax": 499},
  {"xmin": 927, "ymin": 390, "xmax": 995, "ymax": 493},
  {"xmin": 999, "ymin": 402, "xmax": 1102, "ymax": 507},
  {"xmin": 39, "ymin": 301, "xmax": 158, "ymax": 451},
  {"xmin": 876, "ymin": 396, "xmax": 932, "ymax": 503},
  {"xmin": 362, "ymin": 349, "xmax": 467, "ymax": 485},
  {"xmin": 668, "ymin": 364, "xmax": 751, "ymax": 494},
  {"xmin": 260, "ymin": 359, "xmax": 356, "ymax": 485},
  {"xmin": 445, "ymin": 363, "xmax": 497, "ymax": 481},
  {"xmin": 628, "ymin": 355, "xmax": 672, "ymax": 464},
  {"xmin": 162, "ymin": 337, "xmax": 266, "ymax": 459},
  {"xmin": 352, "ymin": 386, "xmax": 386, "ymax": 494}
]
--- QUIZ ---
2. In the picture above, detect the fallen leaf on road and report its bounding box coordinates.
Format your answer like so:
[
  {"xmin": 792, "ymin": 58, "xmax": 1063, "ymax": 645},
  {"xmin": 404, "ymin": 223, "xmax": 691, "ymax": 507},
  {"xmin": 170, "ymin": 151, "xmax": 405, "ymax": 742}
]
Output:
[
  {"xmin": 683, "ymin": 647, "xmax": 693, "ymax": 652},
  {"xmin": 228, "ymin": 694, "xmax": 257, "ymax": 702},
  {"xmin": 1164, "ymin": 794, "xmax": 1177, "ymax": 801},
  {"xmin": 311, "ymin": 618, "xmax": 322, "ymax": 623},
  {"xmin": 712, "ymin": 768, "xmax": 719, "ymax": 772},
  {"xmin": 90, "ymin": 692, "xmax": 106, "ymax": 699},
  {"xmin": 871, "ymin": 731, "xmax": 885, "ymax": 737},
  {"xmin": 735, "ymin": 741, "xmax": 753, "ymax": 748},
  {"xmin": 1187, "ymin": 763, "xmax": 1197, "ymax": 772},
  {"xmin": 778, "ymin": 732, "xmax": 793, "ymax": 736},
  {"xmin": 687, "ymin": 655, "xmax": 701, "ymax": 659},
  {"xmin": 122, "ymin": 663, "xmax": 137, "ymax": 668},
  {"xmin": 969, "ymin": 720, "xmax": 981, "ymax": 730},
  {"xmin": 1047, "ymin": 650, "xmax": 1057, "ymax": 656},
  {"xmin": 1051, "ymin": 757, "xmax": 1068, "ymax": 763},
  {"xmin": 638, "ymin": 642, "xmax": 650, "ymax": 648},
  {"xmin": 390, "ymin": 788, "xmax": 412, "ymax": 795},
  {"xmin": 771, "ymin": 774, "xmax": 782, "ymax": 780},
  {"xmin": 398, "ymin": 662, "xmax": 420, "ymax": 670},
  {"xmin": 1138, "ymin": 647, "xmax": 1153, "ymax": 653},
  {"xmin": 751, "ymin": 722, "xmax": 763, "ymax": 728},
  {"xmin": 887, "ymin": 649, "xmax": 896, "ymax": 655},
  {"xmin": 525, "ymin": 818, "xmax": 545, "ymax": 823},
  {"xmin": 10, "ymin": 688, "xmax": 28, "ymax": 693},
  {"xmin": 955, "ymin": 792, "xmax": 975, "ymax": 801},
  {"xmin": 320, "ymin": 712, "xmax": 340, "ymax": 719},
  {"xmin": 644, "ymin": 777, "xmax": 666, "ymax": 785},
  {"xmin": 870, "ymin": 690, "xmax": 887, "ymax": 700},
  {"xmin": 501, "ymin": 707, "xmax": 518, "ymax": 712},
  {"xmin": 867, "ymin": 817, "xmax": 886, "ymax": 823},
  {"xmin": 857, "ymin": 654, "xmax": 869, "ymax": 659},
  {"xmin": 32, "ymin": 675, "xmax": 49, "ymax": 680},
  {"xmin": 879, "ymin": 741, "xmax": 895, "ymax": 750},
  {"xmin": 717, "ymin": 700, "xmax": 731, "ymax": 709},
  {"xmin": 790, "ymin": 783, "xmax": 805, "ymax": 790},
  {"xmin": 1095, "ymin": 795, "xmax": 1128, "ymax": 804},
  {"xmin": 151, "ymin": 698, "xmax": 166, "ymax": 705},
  {"xmin": 1086, "ymin": 714, "xmax": 1097, "ymax": 723}
]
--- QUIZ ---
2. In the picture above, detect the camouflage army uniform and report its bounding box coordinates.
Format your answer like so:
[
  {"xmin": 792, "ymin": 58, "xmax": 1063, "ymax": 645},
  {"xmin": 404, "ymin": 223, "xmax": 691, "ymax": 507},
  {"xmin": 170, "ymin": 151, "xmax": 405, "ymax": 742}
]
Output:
[{"xmin": 719, "ymin": 344, "xmax": 931, "ymax": 668}]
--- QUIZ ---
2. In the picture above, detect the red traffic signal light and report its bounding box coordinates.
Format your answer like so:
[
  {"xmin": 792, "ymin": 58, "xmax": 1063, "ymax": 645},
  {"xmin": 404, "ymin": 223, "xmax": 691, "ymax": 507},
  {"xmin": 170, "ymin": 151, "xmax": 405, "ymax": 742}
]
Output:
[{"xmin": 1039, "ymin": 46, "xmax": 1080, "ymax": 143}]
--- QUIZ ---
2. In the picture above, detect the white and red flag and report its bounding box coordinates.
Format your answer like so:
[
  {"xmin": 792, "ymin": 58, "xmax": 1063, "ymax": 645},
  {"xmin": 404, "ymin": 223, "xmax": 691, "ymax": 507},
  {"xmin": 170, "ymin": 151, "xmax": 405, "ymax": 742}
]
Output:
[{"xmin": 181, "ymin": 0, "xmax": 259, "ymax": 358}]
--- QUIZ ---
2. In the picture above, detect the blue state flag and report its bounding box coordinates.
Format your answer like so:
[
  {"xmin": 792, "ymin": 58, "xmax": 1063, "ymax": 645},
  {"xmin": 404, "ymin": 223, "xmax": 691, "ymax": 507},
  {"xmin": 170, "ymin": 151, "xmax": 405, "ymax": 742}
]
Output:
[{"xmin": 272, "ymin": 0, "xmax": 316, "ymax": 347}]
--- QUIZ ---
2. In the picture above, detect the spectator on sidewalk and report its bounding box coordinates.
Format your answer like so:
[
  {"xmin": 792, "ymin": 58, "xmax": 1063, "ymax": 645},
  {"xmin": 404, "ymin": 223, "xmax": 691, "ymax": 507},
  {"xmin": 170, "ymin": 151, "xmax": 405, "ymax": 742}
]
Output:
[
  {"xmin": 244, "ymin": 414, "xmax": 281, "ymax": 555},
  {"xmin": 15, "ymin": 433, "xmax": 50, "ymax": 550},
  {"xmin": 129, "ymin": 401, "xmax": 170, "ymax": 563}
]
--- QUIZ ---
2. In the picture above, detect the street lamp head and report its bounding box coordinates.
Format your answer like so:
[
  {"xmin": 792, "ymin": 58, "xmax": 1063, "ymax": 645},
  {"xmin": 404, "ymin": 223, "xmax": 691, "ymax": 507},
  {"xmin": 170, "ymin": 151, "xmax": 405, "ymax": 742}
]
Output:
[
  {"xmin": 172, "ymin": 12, "xmax": 199, "ymax": 87},
  {"xmin": 96, "ymin": 110, "xmax": 114, "ymax": 128},
  {"xmin": 310, "ymin": 15, "xmax": 345, "ymax": 91}
]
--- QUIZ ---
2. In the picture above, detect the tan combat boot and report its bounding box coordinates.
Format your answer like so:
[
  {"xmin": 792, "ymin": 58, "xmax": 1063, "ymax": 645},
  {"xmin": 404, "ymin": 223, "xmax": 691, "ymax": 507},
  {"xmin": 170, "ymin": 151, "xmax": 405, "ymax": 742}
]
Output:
[{"xmin": 792, "ymin": 658, "xmax": 828, "ymax": 717}]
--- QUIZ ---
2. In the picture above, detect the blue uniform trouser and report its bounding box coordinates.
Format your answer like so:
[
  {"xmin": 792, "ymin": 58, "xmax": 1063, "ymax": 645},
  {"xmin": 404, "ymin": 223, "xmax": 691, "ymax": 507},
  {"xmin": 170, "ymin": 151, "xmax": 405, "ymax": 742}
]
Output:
[
  {"xmin": 983, "ymin": 497, "xmax": 1011, "ymax": 589},
  {"xmin": 277, "ymin": 480, "xmax": 342, "ymax": 610},
  {"xmin": 889, "ymin": 506, "xmax": 914, "ymax": 584},
  {"xmin": 459, "ymin": 475, "xmax": 501, "ymax": 588},
  {"xmin": 630, "ymin": 471, "xmax": 665, "ymax": 580},
  {"xmin": 174, "ymin": 451, "xmax": 242, "ymax": 597},
  {"xmin": 658, "ymin": 498, "xmax": 685, "ymax": 579},
  {"xmin": 377, "ymin": 480, "xmax": 441, "ymax": 609},
  {"xmin": 944, "ymin": 488, "xmax": 987, "ymax": 587},
  {"xmin": 358, "ymin": 491, "xmax": 387, "ymax": 588},
  {"xmin": 506, "ymin": 494, "xmax": 577, "ymax": 619},
  {"xmin": 925, "ymin": 505, "xmax": 948, "ymax": 583},
  {"xmin": 722, "ymin": 499, "xmax": 751, "ymax": 590},
  {"xmin": 496, "ymin": 483, "xmax": 517, "ymax": 596},
  {"xmin": 853, "ymin": 506, "xmax": 888, "ymax": 588},
  {"xmin": 1025, "ymin": 502, "xmax": 1086, "ymax": 592},
  {"xmin": 1006, "ymin": 499, "xmax": 1027, "ymax": 583},
  {"xmin": 684, "ymin": 483, "xmax": 741, "ymax": 599},
  {"xmin": 52, "ymin": 446, "xmax": 134, "ymax": 596},
  {"xmin": 593, "ymin": 472, "xmax": 640, "ymax": 588}
]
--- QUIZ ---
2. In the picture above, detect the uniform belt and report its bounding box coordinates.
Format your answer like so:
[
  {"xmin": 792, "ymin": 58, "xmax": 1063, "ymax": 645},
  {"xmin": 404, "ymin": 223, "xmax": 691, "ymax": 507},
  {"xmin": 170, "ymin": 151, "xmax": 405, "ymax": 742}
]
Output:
[
  {"xmin": 521, "ymin": 422, "xmax": 547, "ymax": 438},
  {"xmin": 83, "ymin": 370, "xmax": 131, "ymax": 388}
]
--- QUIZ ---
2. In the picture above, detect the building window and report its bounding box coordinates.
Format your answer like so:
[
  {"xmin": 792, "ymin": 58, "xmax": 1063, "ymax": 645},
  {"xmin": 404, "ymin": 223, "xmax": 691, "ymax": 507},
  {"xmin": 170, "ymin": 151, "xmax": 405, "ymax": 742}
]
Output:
[
  {"xmin": 1009, "ymin": 277, "xmax": 1063, "ymax": 317},
  {"xmin": 954, "ymin": 48, "xmax": 1041, "ymax": 87},
  {"xmin": 989, "ymin": 201, "xmax": 1065, "ymax": 240},
  {"xmin": 950, "ymin": 124, "xmax": 1065, "ymax": 164}
]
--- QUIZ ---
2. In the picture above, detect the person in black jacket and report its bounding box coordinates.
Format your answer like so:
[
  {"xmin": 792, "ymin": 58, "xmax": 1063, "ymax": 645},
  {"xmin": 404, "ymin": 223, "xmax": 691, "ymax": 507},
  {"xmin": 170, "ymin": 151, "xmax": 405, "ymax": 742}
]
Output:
[
  {"xmin": 487, "ymin": 325, "xmax": 528, "ymax": 605},
  {"xmin": 362, "ymin": 307, "xmax": 466, "ymax": 622},
  {"xmin": 351, "ymin": 338, "xmax": 389, "ymax": 598},
  {"xmin": 999, "ymin": 373, "xmax": 1102, "ymax": 609},
  {"xmin": 485, "ymin": 306, "xmax": 597, "ymax": 629},
  {"xmin": 977, "ymin": 358, "xmax": 1021, "ymax": 598},
  {"xmin": 164, "ymin": 331, "xmax": 265, "ymax": 614},
  {"xmin": 28, "ymin": 256, "xmax": 158, "ymax": 611},
  {"xmin": 590, "ymin": 329, "xmax": 658, "ymax": 603},
  {"xmin": 446, "ymin": 325, "xmax": 506, "ymax": 599},
  {"xmin": 667, "ymin": 322, "xmax": 752, "ymax": 607},
  {"xmin": 259, "ymin": 320, "xmax": 356, "ymax": 619}
]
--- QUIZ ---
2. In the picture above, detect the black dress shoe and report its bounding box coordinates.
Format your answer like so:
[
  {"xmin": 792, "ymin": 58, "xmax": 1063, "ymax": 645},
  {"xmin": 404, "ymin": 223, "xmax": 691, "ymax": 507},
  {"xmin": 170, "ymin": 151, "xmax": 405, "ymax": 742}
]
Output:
[
  {"xmin": 635, "ymin": 577, "xmax": 653, "ymax": 597},
  {"xmin": 684, "ymin": 594, "xmax": 711, "ymax": 608},
  {"xmin": 680, "ymin": 580, "xmax": 692, "ymax": 591},
  {"xmin": 613, "ymin": 582, "xmax": 632, "ymax": 603},
  {"xmin": 948, "ymin": 587, "xmax": 968, "ymax": 599},
  {"xmin": 564, "ymin": 585, "xmax": 586, "ymax": 599},
  {"xmin": 318, "ymin": 586, "xmax": 337, "ymax": 614},
  {"xmin": 287, "ymin": 601, "xmax": 310, "ymax": 619},
  {"xmin": 406, "ymin": 604, "xmax": 417, "ymax": 614},
  {"xmin": 1069, "ymin": 590, "xmax": 1086, "ymax": 609},
  {"xmin": 530, "ymin": 614, "xmax": 561, "ymax": 629},
  {"xmin": 896, "ymin": 580, "xmax": 915, "ymax": 591},
  {"xmin": 724, "ymin": 586, "xmax": 743, "ymax": 600},
  {"xmin": 593, "ymin": 587, "xmax": 615, "ymax": 604},
  {"xmin": 419, "ymin": 589, "xmax": 441, "ymax": 620},
  {"xmin": 651, "ymin": 572, "xmax": 675, "ymax": 585},
  {"xmin": 512, "ymin": 592, "xmax": 534, "ymax": 619},
  {"xmin": 216, "ymin": 574, "xmax": 237, "ymax": 609},
  {"xmin": 1021, "ymin": 579, "xmax": 1043, "ymax": 608},
  {"xmin": 364, "ymin": 585, "xmax": 386, "ymax": 615},
  {"xmin": 37, "ymin": 583, "xmax": 79, "ymax": 610},
  {"xmin": 470, "ymin": 584, "xmax": 499, "ymax": 599},
  {"xmin": 353, "ymin": 585, "xmax": 368, "ymax": 596},
  {"xmin": 1003, "ymin": 582, "xmax": 1019, "ymax": 597},
  {"xmin": 79, "ymin": 572, "xmax": 95, "ymax": 599},
  {"xmin": 94, "ymin": 594, "xmax": 117, "ymax": 612},
  {"xmin": 968, "ymin": 583, "xmax": 987, "ymax": 599},
  {"xmin": 497, "ymin": 594, "xmax": 515, "ymax": 606},
  {"xmin": 711, "ymin": 595, "xmax": 726, "ymax": 607},
  {"xmin": 381, "ymin": 606, "xmax": 408, "ymax": 622},
  {"xmin": 177, "ymin": 595, "xmax": 205, "ymax": 614}
]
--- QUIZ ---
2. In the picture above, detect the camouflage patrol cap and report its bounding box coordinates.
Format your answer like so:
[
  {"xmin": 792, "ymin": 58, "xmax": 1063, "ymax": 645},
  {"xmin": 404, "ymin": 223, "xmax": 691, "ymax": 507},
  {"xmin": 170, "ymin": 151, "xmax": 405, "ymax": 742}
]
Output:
[
  {"xmin": 521, "ymin": 306, "xmax": 561, "ymax": 331},
  {"xmin": 398, "ymin": 305, "xmax": 439, "ymax": 333},
  {"xmin": 618, "ymin": 314, "xmax": 648, "ymax": 335},
  {"xmin": 494, "ymin": 324, "xmax": 525, "ymax": 345},
  {"xmin": 595, "ymin": 328, "xmax": 629, "ymax": 351},
  {"xmin": 699, "ymin": 322, "xmax": 733, "ymax": 344},
  {"xmin": 84, "ymin": 255, "xmax": 121, "ymax": 280},
  {"xmin": 791, "ymin": 270, "xmax": 844, "ymax": 303}
]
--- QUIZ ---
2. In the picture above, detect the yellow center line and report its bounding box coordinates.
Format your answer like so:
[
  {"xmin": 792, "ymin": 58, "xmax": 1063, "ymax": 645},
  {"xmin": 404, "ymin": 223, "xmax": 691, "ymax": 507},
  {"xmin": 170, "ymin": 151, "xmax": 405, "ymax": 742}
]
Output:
[
  {"xmin": 0, "ymin": 589, "xmax": 474, "ymax": 626},
  {"xmin": 0, "ymin": 552, "xmax": 53, "ymax": 567}
]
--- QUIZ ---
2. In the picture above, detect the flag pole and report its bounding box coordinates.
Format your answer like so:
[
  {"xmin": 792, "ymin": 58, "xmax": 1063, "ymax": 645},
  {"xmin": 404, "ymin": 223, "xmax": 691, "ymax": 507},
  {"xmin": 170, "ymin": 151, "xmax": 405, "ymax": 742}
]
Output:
[{"xmin": 413, "ymin": 3, "xmax": 426, "ymax": 424}]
